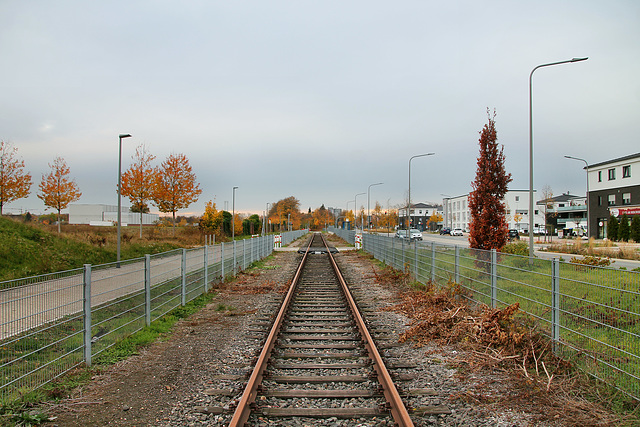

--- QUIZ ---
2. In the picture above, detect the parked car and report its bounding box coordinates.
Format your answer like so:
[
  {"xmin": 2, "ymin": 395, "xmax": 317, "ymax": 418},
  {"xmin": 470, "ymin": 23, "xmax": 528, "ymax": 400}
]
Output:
[
  {"xmin": 395, "ymin": 229, "xmax": 410, "ymax": 239},
  {"xmin": 409, "ymin": 228, "xmax": 423, "ymax": 241},
  {"xmin": 395, "ymin": 229, "xmax": 423, "ymax": 241},
  {"xmin": 508, "ymin": 229, "xmax": 520, "ymax": 241},
  {"xmin": 440, "ymin": 227, "xmax": 451, "ymax": 235},
  {"xmin": 451, "ymin": 228, "xmax": 464, "ymax": 236}
]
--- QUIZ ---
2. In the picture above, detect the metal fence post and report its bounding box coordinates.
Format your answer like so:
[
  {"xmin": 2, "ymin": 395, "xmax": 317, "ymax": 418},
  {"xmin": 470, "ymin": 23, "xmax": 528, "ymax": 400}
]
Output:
[
  {"xmin": 391, "ymin": 236, "xmax": 395, "ymax": 269},
  {"xmin": 145, "ymin": 255, "xmax": 151, "ymax": 326},
  {"xmin": 204, "ymin": 245, "xmax": 209, "ymax": 293},
  {"xmin": 491, "ymin": 249, "xmax": 498, "ymax": 308},
  {"xmin": 401, "ymin": 238, "xmax": 405, "ymax": 272},
  {"xmin": 221, "ymin": 242, "xmax": 225, "ymax": 280},
  {"xmin": 181, "ymin": 249, "xmax": 186, "ymax": 306},
  {"xmin": 243, "ymin": 239, "xmax": 246, "ymax": 270},
  {"xmin": 552, "ymin": 258, "xmax": 560, "ymax": 354},
  {"xmin": 83, "ymin": 264, "xmax": 92, "ymax": 367},
  {"xmin": 233, "ymin": 240, "xmax": 237, "ymax": 276},
  {"xmin": 455, "ymin": 245, "xmax": 460, "ymax": 284},
  {"xmin": 414, "ymin": 240, "xmax": 418, "ymax": 281},
  {"xmin": 431, "ymin": 241, "xmax": 436, "ymax": 283}
]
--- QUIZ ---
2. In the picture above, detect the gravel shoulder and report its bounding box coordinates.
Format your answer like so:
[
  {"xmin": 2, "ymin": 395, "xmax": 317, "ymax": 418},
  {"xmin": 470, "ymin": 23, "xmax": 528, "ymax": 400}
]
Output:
[{"xmin": 47, "ymin": 234, "xmax": 628, "ymax": 426}]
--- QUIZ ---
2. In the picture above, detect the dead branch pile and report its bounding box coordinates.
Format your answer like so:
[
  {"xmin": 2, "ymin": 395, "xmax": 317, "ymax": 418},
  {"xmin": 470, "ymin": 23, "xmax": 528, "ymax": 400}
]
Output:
[{"xmin": 380, "ymin": 275, "xmax": 637, "ymax": 426}]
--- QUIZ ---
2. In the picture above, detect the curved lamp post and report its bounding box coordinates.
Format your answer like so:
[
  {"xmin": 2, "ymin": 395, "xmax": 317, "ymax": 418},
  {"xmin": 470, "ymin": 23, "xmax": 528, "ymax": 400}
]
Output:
[
  {"xmin": 117, "ymin": 133, "xmax": 132, "ymax": 268},
  {"xmin": 367, "ymin": 182, "xmax": 383, "ymax": 230},
  {"xmin": 564, "ymin": 155, "xmax": 590, "ymax": 236},
  {"xmin": 529, "ymin": 57, "xmax": 588, "ymax": 258},
  {"xmin": 408, "ymin": 153, "xmax": 434, "ymax": 229}
]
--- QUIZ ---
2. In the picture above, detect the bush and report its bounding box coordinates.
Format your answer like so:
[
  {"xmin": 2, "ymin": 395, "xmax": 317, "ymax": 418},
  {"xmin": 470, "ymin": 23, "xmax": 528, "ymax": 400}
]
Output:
[
  {"xmin": 607, "ymin": 215, "xmax": 618, "ymax": 241},
  {"xmin": 501, "ymin": 241, "xmax": 529, "ymax": 256},
  {"xmin": 569, "ymin": 255, "xmax": 611, "ymax": 267},
  {"xmin": 618, "ymin": 214, "xmax": 630, "ymax": 242},
  {"xmin": 631, "ymin": 215, "xmax": 640, "ymax": 243}
]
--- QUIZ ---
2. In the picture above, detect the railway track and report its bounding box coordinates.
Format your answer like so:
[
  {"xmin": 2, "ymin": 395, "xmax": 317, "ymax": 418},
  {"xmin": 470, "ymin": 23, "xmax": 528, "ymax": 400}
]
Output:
[{"xmin": 228, "ymin": 233, "xmax": 415, "ymax": 426}]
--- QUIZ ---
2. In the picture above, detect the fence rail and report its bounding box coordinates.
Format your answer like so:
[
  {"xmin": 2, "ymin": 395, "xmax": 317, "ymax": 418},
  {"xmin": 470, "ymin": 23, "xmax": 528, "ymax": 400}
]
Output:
[
  {"xmin": 0, "ymin": 230, "xmax": 309, "ymax": 400},
  {"xmin": 330, "ymin": 227, "xmax": 640, "ymax": 401}
]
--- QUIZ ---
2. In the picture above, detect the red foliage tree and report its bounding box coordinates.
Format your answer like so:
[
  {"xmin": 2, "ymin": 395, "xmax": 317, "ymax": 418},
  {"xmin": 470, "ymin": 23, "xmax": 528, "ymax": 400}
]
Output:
[{"xmin": 468, "ymin": 111, "xmax": 512, "ymax": 250}]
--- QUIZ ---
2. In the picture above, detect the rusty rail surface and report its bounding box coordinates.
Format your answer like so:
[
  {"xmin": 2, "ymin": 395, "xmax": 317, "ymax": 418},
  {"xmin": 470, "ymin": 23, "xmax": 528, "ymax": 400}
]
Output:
[{"xmin": 228, "ymin": 232, "xmax": 414, "ymax": 426}]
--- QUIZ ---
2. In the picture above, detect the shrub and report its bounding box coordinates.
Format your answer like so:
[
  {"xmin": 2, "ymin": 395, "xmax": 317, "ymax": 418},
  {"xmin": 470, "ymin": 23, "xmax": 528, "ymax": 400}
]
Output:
[
  {"xmin": 569, "ymin": 255, "xmax": 611, "ymax": 267},
  {"xmin": 618, "ymin": 214, "xmax": 630, "ymax": 242},
  {"xmin": 631, "ymin": 215, "xmax": 640, "ymax": 243},
  {"xmin": 501, "ymin": 241, "xmax": 529, "ymax": 256},
  {"xmin": 607, "ymin": 215, "xmax": 618, "ymax": 241}
]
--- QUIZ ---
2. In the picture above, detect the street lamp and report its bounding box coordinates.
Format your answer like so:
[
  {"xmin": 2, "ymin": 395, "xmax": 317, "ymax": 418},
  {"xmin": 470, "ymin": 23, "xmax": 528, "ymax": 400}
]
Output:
[
  {"xmin": 232, "ymin": 186, "xmax": 238, "ymax": 241},
  {"xmin": 263, "ymin": 202, "xmax": 270, "ymax": 235},
  {"xmin": 367, "ymin": 182, "xmax": 383, "ymax": 231},
  {"xmin": 354, "ymin": 192, "xmax": 365, "ymax": 230},
  {"xmin": 408, "ymin": 153, "xmax": 435, "ymax": 229},
  {"xmin": 529, "ymin": 57, "xmax": 587, "ymax": 259},
  {"xmin": 564, "ymin": 155, "xmax": 590, "ymax": 236},
  {"xmin": 117, "ymin": 133, "xmax": 132, "ymax": 268}
]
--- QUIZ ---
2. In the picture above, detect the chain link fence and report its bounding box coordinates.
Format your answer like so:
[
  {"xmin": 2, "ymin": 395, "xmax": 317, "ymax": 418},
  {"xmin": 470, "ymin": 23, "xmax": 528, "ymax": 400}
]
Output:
[
  {"xmin": 0, "ymin": 230, "xmax": 308, "ymax": 400},
  {"xmin": 330, "ymin": 227, "xmax": 640, "ymax": 401}
]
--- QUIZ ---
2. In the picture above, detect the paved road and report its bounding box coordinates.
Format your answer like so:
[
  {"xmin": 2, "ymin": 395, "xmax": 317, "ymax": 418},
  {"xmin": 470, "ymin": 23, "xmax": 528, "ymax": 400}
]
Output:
[{"xmin": 420, "ymin": 233, "xmax": 640, "ymax": 270}]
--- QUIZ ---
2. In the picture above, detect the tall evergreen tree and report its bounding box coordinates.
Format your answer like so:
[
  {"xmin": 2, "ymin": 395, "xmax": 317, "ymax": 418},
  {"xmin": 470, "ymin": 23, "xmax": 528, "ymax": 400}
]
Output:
[
  {"xmin": 607, "ymin": 215, "xmax": 618, "ymax": 241},
  {"xmin": 468, "ymin": 111, "xmax": 512, "ymax": 250},
  {"xmin": 618, "ymin": 214, "xmax": 630, "ymax": 242},
  {"xmin": 630, "ymin": 215, "xmax": 640, "ymax": 243}
]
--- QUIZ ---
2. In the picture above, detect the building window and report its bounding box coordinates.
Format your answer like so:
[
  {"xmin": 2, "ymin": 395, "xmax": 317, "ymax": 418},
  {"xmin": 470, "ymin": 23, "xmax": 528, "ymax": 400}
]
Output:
[
  {"xmin": 623, "ymin": 165, "xmax": 631, "ymax": 178},
  {"xmin": 622, "ymin": 193, "xmax": 631, "ymax": 205},
  {"xmin": 608, "ymin": 194, "xmax": 616, "ymax": 206},
  {"xmin": 608, "ymin": 168, "xmax": 616, "ymax": 180},
  {"xmin": 598, "ymin": 196, "xmax": 602, "ymax": 206},
  {"xmin": 515, "ymin": 196, "xmax": 520, "ymax": 202},
  {"xmin": 598, "ymin": 171, "xmax": 602, "ymax": 182}
]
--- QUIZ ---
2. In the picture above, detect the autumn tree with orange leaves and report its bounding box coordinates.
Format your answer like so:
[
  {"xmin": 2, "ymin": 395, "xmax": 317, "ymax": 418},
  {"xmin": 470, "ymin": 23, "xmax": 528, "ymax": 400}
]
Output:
[
  {"xmin": 311, "ymin": 204, "xmax": 332, "ymax": 230},
  {"xmin": 0, "ymin": 141, "xmax": 32, "ymax": 215},
  {"xmin": 38, "ymin": 157, "xmax": 82, "ymax": 233},
  {"xmin": 468, "ymin": 111, "xmax": 512, "ymax": 251},
  {"xmin": 120, "ymin": 144, "xmax": 157, "ymax": 237},
  {"xmin": 152, "ymin": 153, "xmax": 202, "ymax": 234},
  {"xmin": 268, "ymin": 196, "xmax": 301, "ymax": 232}
]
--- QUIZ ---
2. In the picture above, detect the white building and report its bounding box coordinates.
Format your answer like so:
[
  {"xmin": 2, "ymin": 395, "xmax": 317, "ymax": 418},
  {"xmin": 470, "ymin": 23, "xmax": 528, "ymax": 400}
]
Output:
[
  {"xmin": 69, "ymin": 204, "xmax": 159, "ymax": 226},
  {"xmin": 442, "ymin": 190, "xmax": 545, "ymax": 232},
  {"xmin": 398, "ymin": 202, "xmax": 442, "ymax": 230},
  {"xmin": 586, "ymin": 152, "xmax": 640, "ymax": 238}
]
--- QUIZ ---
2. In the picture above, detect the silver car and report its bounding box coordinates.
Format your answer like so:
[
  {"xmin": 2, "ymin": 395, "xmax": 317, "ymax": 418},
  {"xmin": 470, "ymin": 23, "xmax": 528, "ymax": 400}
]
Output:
[{"xmin": 451, "ymin": 228, "xmax": 464, "ymax": 236}]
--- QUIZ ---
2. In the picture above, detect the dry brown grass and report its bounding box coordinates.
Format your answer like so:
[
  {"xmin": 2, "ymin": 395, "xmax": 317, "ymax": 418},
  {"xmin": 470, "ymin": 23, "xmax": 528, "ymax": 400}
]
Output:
[{"xmin": 372, "ymin": 265, "xmax": 639, "ymax": 426}]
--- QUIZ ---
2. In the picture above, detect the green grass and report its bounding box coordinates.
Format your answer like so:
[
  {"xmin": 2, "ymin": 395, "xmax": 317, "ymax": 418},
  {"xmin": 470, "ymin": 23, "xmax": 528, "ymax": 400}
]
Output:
[
  {"xmin": 377, "ymin": 242, "xmax": 640, "ymax": 402},
  {"xmin": 0, "ymin": 290, "xmax": 216, "ymax": 425},
  {"xmin": 0, "ymin": 217, "xmax": 181, "ymax": 282}
]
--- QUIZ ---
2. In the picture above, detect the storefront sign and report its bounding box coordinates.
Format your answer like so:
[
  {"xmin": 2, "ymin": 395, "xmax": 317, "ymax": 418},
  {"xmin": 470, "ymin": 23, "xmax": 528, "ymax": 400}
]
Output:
[{"xmin": 610, "ymin": 206, "xmax": 640, "ymax": 217}]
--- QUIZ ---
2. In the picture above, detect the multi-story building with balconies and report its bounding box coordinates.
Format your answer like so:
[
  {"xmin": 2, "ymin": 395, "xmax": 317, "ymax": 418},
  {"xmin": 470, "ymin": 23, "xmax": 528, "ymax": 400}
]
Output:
[{"xmin": 587, "ymin": 152, "xmax": 640, "ymax": 239}]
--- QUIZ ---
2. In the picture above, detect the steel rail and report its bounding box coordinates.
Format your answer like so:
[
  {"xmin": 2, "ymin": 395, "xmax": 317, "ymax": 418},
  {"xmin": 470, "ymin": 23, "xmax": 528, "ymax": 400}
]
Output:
[
  {"xmin": 227, "ymin": 237, "xmax": 313, "ymax": 427},
  {"xmin": 321, "ymin": 234, "xmax": 415, "ymax": 427}
]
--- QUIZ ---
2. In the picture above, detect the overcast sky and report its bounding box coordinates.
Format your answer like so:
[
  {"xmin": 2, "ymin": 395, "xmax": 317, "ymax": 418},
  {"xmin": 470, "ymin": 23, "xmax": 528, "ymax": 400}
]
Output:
[{"xmin": 1, "ymin": 1, "xmax": 638, "ymax": 217}]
